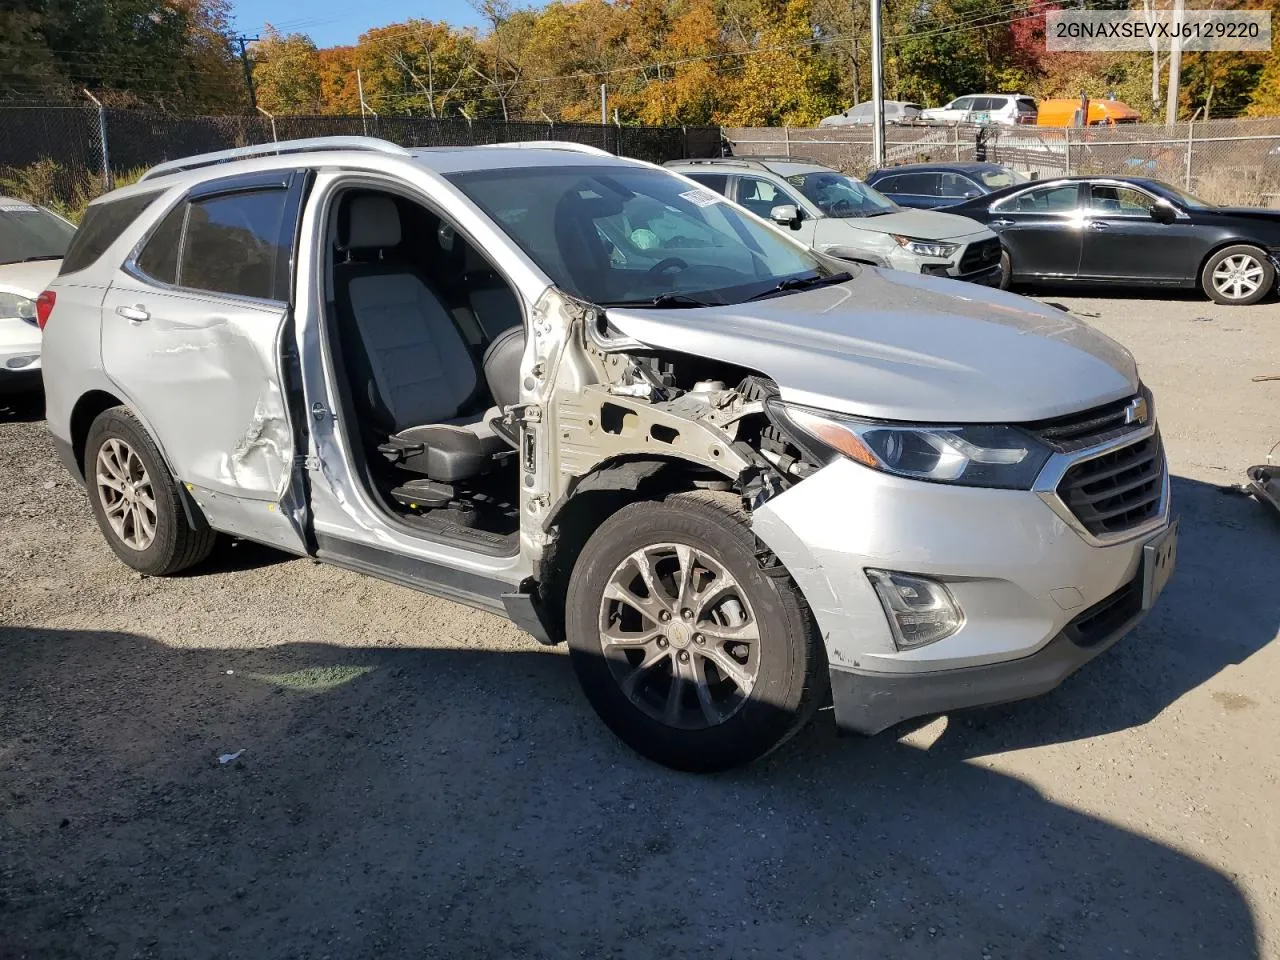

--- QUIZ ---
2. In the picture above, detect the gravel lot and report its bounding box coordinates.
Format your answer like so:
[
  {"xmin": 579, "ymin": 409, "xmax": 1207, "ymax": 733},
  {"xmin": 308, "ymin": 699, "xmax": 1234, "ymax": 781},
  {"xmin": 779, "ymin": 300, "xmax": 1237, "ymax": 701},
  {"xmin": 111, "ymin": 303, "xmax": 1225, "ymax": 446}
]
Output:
[{"xmin": 2, "ymin": 290, "xmax": 1279, "ymax": 960}]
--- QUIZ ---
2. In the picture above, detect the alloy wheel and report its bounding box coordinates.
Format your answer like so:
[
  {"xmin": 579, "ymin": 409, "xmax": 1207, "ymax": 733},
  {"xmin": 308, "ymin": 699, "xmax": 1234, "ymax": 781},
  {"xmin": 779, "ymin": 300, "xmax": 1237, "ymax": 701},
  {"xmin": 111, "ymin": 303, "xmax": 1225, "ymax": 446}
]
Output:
[
  {"xmin": 598, "ymin": 542, "xmax": 761, "ymax": 730},
  {"xmin": 1212, "ymin": 253, "xmax": 1265, "ymax": 302},
  {"xmin": 95, "ymin": 438, "xmax": 158, "ymax": 551}
]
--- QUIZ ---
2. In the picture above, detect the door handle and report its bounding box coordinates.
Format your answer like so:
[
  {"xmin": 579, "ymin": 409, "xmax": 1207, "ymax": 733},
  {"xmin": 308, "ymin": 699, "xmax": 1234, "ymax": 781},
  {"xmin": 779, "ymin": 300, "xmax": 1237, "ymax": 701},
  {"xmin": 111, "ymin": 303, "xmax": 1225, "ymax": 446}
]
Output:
[
  {"xmin": 1088, "ymin": 220, "xmax": 1109, "ymax": 231},
  {"xmin": 990, "ymin": 218, "xmax": 1013, "ymax": 227},
  {"xmin": 115, "ymin": 304, "xmax": 150, "ymax": 322}
]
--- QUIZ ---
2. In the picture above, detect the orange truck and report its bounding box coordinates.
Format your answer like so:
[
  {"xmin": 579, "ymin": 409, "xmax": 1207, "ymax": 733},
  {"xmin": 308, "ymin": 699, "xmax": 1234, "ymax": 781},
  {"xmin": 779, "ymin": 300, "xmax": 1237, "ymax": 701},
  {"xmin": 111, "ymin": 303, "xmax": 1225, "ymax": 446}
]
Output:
[{"xmin": 1037, "ymin": 98, "xmax": 1141, "ymax": 127}]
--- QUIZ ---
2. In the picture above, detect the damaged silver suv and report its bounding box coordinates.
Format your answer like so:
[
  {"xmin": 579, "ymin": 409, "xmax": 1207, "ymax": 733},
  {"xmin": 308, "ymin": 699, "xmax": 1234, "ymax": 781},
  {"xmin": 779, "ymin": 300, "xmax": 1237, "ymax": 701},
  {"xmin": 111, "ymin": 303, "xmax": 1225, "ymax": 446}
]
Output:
[{"xmin": 40, "ymin": 137, "xmax": 1177, "ymax": 771}]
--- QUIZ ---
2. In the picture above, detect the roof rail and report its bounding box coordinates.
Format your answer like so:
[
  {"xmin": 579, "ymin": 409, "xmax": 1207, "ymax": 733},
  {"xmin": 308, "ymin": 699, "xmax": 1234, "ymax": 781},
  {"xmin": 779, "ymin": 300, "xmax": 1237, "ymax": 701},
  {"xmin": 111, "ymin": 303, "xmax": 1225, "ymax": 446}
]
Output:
[
  {"xmin": 487, "ymin": 140, "xmax": 614, "ymax": 157},
  {"xmin": 665, "ymin": 155, "xmax": 825, "ymax": 170},
  {"xmin": 139, "ymin": 136, "xmax": 412, "ymax": 182}
]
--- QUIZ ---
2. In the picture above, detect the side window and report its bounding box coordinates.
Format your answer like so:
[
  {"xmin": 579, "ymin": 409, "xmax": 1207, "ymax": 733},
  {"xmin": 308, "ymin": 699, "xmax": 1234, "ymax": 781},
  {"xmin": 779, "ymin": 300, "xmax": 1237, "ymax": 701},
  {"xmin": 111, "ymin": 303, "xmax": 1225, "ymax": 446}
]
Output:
[
  {"xmin": 1089, "ymin": 184, "xmax": 1157, "ymax": 216},
  {"xmin": 59, "ymin": 190, "xmax": 163, "ymax": 275},
  {"xmin": 971, "ymin": 97, "xmax": 996, "ymax": 112},
  {"xmin": 884, "ymin": 172, "xmax": 936, "ymax": 195},
  {"xmin": 686, "ymin": 173, "xmax": 728, "ymax": 196},
  {"xmin": 875, "ymin": 175, "xmax": 903, "ymax": 195},
  {"xmin": 995, "ymin": 184, "xmax": 1079, "ymax": 214},
  {"xmin": 179, "ymin": 189, "xmax": 290, "ymax": 300},
  {"xmin": 951, "ymin": 97, "xmax": 975, "ymax": 112},
  {"xmin": 136, "ymin": 203, "xmax": 186, "ymax": 285},
  {"xmin": 735, "ymin": 176, "xmax": 792, "ymax": 218},
  {"xmin": 939, "ymin": 173, "xmax": 980, "ymax": 199}
]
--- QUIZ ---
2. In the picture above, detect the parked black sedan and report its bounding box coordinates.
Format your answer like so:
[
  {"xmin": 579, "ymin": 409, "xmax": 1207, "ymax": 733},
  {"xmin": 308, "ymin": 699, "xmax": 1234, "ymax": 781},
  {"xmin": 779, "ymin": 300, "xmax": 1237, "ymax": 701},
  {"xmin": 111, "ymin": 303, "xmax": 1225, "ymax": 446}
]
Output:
[
  {"xmin": 946, "ymin": 176, "xmax": 1280, "ymax": 305},
  {"xmin": 865, "ymin": 162, "xmax": 1029, "ymax": 210}
]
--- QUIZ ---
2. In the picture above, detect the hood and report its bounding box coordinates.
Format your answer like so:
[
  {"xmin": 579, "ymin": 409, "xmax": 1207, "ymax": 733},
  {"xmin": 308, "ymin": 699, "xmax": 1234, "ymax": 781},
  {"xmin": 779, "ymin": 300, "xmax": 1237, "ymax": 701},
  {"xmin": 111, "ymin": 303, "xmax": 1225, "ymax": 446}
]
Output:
[
  {"xmin": 1205, "ymin": 207, "xmax": 1280, "ymax": 227},
  {"xmin": 606, "ymin": 268, "xmax": 1137, "ymax": 423},
  {"xmin": 835, "ymin": 209, "xmax": 987, "ymax": 240},
  {"xmin": 0, "ymin": 259, "xmax": 61, "ymax": 298}
]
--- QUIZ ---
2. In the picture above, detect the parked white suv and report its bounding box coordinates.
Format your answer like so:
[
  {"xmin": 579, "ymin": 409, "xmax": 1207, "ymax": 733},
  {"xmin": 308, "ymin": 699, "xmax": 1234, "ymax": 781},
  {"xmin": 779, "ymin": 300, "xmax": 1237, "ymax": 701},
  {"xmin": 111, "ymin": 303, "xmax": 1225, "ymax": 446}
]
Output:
[
  {"xmin": 666, "ymin": 158, "xmax": 1003, "ymax": 284},
  {"xmin": 39, "ymin": 138, "xmax": 1175, "ymax": 771},
  {"xmin": 920, "ymin": 94, "xmax": 1038, "ymax": 125}
]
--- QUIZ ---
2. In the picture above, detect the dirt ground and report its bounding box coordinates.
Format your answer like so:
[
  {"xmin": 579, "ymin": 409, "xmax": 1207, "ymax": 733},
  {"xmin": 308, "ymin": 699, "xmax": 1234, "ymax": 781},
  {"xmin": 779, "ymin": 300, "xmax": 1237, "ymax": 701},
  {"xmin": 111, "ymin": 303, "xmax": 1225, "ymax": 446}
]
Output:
[{"xmin": 2, "ymin": 289, "xmax": 1279, "ymax": 960}]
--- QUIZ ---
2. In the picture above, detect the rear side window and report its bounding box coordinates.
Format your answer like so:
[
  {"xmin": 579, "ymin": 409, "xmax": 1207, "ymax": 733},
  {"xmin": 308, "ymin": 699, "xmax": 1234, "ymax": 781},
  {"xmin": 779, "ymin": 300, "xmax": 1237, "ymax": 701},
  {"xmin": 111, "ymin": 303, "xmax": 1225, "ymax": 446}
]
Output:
[
  {"xmin": 181, "ymin": 190, "xmax": 289, "ymax": 300},
  {"xmin": 686, "ymin": 173, "xmax": 728, "ymax": 195},
  {"xmin": 136, "ymin": 203, "xmax": 185, "ymax": 285},
  {"xmin": 879, "ymin": 172, "xmax": 937, "ymax": 195},
  {"xmin": 60, "ymin": 191, "xmax": 162, "ymax": 275}
]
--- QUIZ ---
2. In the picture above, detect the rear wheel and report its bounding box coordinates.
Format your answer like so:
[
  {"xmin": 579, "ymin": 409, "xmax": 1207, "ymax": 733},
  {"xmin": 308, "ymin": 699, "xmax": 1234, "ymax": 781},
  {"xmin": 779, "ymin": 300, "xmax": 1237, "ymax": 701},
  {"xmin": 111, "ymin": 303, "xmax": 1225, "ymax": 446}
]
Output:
[
  {"xmin": 565, "ymin": 491, "xmax": 827, "ymax": 772},
  {"xmin": 85, "ymin": 407, "xmax": 216, "ymax": 576},
  {"xmin": 1201, "ymin": 245, "xmax": 1274, "ymax": 306}
]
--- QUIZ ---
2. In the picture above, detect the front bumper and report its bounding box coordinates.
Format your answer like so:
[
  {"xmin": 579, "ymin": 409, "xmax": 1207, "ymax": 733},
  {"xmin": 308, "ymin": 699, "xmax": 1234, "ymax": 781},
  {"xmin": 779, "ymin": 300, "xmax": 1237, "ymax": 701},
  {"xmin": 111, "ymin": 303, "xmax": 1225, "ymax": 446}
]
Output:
[
  {"xmin": 0, "ymin": 321, "xmax": 42, "ymax": 391},
  {"xmin": 829, "ymin": 573, "xmax": 1144, "ymax": 734},
  {"xmin": 751, "ymin": 428, "xmax": 1173, "ymax": 726}
]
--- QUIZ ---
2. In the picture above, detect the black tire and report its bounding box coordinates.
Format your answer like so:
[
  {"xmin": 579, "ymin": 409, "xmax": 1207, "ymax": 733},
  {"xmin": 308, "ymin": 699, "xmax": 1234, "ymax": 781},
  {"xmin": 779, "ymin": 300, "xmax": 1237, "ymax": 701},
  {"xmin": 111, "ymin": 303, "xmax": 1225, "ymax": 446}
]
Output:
[
  {"xmin": 565, "ymin": 490, "xmax": 827, "ymax": 772},
  {"xmin": 998, "ymin": 249, "xmax": 1012, "ymax": 290},
  {"xmin": 84, "ymin": 406, "xmax": 216, "ymax": 576},
  {"xmin": 1201, "ymin": 244, "xmax": 1275, "ymax": 306}
]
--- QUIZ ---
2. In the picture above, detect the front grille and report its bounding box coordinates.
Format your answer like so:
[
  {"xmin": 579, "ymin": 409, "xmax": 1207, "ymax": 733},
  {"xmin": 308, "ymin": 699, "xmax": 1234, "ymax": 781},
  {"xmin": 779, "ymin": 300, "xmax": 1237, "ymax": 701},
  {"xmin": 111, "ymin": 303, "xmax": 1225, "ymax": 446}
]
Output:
[
  {"xmin": 959, "ymin": 236, "xmax": 1002, "ymax": 274},
  {"xmin": 1057, "ymin": 434, "xmax": 1165, "ymax": 536},
  {"xmin": 1027, "ymin": 393, "xmax": 1145, "ymax": 453},
  {"xmin": 1063, "ymin": 576, "xmax": 1142, "ymax": 647}
]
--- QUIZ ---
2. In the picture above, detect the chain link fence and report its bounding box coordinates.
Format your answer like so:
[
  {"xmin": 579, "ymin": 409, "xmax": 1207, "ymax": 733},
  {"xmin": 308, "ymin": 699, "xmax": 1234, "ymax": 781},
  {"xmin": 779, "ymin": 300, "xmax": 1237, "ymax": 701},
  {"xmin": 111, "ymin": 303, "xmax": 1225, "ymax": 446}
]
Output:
[
  {"xmin": 0, "ymin": 107, "xmax": 723, "ymax": 216},
  {"xmin": 725, "ymin": 118, "xmax": 1280, "ymax": 207}
]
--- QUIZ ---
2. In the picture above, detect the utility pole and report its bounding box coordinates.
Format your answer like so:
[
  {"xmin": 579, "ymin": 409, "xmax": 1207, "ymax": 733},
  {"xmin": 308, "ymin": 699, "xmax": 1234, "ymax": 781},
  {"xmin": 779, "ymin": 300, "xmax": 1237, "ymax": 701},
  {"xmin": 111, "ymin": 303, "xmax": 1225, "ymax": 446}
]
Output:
[
  {"xmin": 1165, "ymin": 0, "xmax": 1184, "ymax": 125},
  {"xmin": 600, "ymin": 83, "xmax": 607, "ymax": 126},
  {"xmin": 233, "ymin": 35, "xmax": 259, "ymax": 112},
  {"xmin": 870, "ymin": 0, "xmax": 885, "ymax": 167}
]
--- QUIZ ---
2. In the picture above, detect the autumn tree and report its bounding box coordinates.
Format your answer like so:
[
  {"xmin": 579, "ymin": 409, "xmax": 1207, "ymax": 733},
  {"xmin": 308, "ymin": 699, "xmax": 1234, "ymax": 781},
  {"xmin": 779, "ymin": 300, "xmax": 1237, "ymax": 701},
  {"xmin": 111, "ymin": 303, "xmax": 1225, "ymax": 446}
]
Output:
[{"xmin": 251, "ymin": 27, "xmax": 323, "ymax": 114}]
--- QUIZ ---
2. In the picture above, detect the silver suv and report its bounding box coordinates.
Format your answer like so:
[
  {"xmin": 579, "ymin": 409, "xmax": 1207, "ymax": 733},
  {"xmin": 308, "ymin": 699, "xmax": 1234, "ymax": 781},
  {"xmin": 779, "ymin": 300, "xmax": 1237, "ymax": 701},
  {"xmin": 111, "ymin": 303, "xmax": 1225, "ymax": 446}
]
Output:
[
  {"xmin": 666, "ymin": 158, "xmax": 1003, "ymax": 284},
  {"xmin": 39, "ymin": 137, "xmax": 1176, "ymax": 772}
]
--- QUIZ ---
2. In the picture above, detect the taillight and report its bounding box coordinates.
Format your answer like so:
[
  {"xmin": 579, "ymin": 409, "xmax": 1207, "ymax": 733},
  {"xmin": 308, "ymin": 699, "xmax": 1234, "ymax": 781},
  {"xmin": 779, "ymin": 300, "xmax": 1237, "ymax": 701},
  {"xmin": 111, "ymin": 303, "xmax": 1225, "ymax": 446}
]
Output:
[{"xmin": 35, "ymin": 290, "xmax": 55, "ymax": 330}]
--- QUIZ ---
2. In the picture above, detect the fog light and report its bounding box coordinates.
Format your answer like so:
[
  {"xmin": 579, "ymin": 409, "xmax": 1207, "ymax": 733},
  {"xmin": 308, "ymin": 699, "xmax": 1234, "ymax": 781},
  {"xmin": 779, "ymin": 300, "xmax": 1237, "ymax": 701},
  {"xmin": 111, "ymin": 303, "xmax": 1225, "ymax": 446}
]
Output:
[{"xmin": 866, "ymin": 569, "xmax": 963, "ymax": 649}]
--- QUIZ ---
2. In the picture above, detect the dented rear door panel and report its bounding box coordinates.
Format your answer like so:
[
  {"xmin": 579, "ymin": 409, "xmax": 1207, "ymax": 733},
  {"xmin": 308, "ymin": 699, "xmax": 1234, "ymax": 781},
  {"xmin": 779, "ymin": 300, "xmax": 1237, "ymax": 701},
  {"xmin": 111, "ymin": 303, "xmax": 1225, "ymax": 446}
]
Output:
[{"xmin": 98, "ymin": 283, "xmax": 306, "ymax": 547}]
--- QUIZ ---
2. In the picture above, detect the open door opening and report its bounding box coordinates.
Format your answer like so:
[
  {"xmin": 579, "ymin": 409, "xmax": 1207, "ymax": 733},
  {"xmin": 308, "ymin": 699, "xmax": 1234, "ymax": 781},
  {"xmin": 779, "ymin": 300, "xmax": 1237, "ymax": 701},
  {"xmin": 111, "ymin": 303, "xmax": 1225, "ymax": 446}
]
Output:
[{"xmin": 320, "ymin": 187, "xmax": 526, "ymax": 555}]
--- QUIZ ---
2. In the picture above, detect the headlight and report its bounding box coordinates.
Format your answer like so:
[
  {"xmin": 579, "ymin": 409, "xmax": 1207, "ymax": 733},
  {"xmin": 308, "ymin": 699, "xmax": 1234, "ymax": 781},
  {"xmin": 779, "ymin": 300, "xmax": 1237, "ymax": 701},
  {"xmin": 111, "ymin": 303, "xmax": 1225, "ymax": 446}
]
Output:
[
  {"xmin": 892, "ymin": 235, "xmax": 958, "ymax": 259},
  {"xmin": 0, "ymin": 292, "xmax": 37, "ymax": 325},
  {"xmin": 769, "ymin": 401, "xmax": 1052, "ymax": 489}
]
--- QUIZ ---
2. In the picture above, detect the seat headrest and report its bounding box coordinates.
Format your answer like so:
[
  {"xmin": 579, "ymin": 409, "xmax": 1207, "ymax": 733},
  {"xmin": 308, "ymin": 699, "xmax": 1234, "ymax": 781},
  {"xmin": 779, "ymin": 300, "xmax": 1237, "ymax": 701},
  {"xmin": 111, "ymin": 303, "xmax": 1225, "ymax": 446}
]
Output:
[{"xmin": 345, "ymin": 195, "xmax": 401, "ymax": 249}]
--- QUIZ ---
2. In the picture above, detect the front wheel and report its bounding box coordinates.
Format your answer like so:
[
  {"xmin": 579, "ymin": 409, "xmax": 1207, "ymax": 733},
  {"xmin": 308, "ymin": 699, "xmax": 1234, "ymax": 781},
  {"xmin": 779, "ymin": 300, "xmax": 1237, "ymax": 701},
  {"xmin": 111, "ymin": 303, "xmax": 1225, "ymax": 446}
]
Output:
[
  {"xmin": 85, "ymin": 407, "xmax": 217, "ymax": 576},
  {"xmin": 565, "ymin": 491, "xmax": 827, "ymax": 772},
  {"xmin": 998, "ymin": 249, "xmax": 1012, "ymax": 290},
  {"xmin": 1201, "ymin": 245, "xmax": 1275, "ymax": 306}
]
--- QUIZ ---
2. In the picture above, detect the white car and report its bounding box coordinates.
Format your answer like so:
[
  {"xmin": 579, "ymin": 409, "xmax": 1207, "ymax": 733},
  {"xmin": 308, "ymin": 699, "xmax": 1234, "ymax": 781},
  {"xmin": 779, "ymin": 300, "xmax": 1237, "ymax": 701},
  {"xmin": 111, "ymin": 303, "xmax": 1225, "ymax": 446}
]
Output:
[
  {"xmin": 0, "ymin": 196, "xmax": 75, "ymax": 391},
  {"xmin": 819, "ymin": 100, "xmax": 923, "ymax": 127},
  {"xmin": 666, "ymin": 158, "xmax": 1003, "ymax": 284},
  {"xmin": 919, "ymin": 94, "xmax": 1038, "ymax": 126}
]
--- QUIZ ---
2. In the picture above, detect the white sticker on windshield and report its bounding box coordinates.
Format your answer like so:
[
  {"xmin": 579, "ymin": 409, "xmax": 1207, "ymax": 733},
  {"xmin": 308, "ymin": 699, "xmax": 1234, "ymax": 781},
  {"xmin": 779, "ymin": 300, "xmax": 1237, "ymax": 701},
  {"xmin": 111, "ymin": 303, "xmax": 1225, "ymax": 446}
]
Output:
[{"xmin": 679, "ymin": 188, "xmax": 721, "ymax": 208}]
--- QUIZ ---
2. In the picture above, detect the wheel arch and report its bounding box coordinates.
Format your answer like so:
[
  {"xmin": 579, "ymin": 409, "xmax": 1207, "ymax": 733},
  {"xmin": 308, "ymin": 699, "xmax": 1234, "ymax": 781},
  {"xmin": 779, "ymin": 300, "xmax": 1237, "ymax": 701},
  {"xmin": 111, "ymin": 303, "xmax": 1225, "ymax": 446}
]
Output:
[
  {"xmin": 72, "ymin": 391, "xmax": 209, "ymax": 532},
  {"xmin": 1196, "ymin": 239, "xmax": 1273, "ymax": 291},
  {"xmin": 537, "ymin": 454, "xmax": 738, "ymax": 634}
]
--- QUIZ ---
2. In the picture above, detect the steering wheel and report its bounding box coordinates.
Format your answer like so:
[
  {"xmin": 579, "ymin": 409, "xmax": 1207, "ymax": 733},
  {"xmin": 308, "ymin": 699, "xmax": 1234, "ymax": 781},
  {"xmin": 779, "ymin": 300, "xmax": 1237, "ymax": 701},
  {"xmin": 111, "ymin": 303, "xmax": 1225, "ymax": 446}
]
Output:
[{"xmin": 645, "ymin": 257, "xmax": 689, "ymax": 278}]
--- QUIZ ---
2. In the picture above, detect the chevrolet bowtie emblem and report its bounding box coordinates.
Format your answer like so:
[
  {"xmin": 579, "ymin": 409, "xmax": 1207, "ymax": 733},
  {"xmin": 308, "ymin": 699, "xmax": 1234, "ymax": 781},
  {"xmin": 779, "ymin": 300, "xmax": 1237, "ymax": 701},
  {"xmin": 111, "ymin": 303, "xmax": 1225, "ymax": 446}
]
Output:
[{"xmin": 1124, "ymin": 396, "xmax": 1149, "ymax": 425}]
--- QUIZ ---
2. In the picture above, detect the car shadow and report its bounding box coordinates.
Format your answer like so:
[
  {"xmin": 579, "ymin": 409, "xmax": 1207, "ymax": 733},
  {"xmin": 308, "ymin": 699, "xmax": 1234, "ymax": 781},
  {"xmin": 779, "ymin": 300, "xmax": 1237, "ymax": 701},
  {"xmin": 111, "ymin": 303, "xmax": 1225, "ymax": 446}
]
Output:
[
  {"xmin": 905, "ymin": 474, "xmax": 1279, "ymax": 758},
  {"xmin": 1019, "ymin": 281, "xmax": 1247, "ymax": 305},
  {"xmin": 0, "ymin": 610, "xmax": 1264, "ymax": 958},
  {"xmin": 0, "ymin": 386, "xmax": 44, "ymax": 423}
]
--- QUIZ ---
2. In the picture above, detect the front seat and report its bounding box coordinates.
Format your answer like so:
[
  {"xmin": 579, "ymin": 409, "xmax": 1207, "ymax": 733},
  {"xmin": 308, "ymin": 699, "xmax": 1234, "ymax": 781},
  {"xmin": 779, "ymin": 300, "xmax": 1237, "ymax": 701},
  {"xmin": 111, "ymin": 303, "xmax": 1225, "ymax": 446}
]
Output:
[{"xmin": 333, "ymin": 194, "xmax": 507, "ymax": 484}]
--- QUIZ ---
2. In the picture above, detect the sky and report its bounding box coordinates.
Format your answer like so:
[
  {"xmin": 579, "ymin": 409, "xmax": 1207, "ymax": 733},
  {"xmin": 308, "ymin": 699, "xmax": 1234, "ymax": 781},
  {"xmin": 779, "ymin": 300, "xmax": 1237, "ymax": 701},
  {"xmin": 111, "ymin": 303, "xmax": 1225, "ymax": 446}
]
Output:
[{"xmin": 231, "ymin": 0, "xmax": 485, "ymax": 47}]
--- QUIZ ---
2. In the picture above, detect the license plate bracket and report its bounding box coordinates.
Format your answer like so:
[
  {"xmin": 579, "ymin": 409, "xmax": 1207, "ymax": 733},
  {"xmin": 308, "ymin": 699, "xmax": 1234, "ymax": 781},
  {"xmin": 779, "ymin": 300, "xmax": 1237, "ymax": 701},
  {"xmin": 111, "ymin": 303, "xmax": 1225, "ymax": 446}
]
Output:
[{"xmin": 1142, "ymin": 517, "xmax": 1178, "ymax": 609}]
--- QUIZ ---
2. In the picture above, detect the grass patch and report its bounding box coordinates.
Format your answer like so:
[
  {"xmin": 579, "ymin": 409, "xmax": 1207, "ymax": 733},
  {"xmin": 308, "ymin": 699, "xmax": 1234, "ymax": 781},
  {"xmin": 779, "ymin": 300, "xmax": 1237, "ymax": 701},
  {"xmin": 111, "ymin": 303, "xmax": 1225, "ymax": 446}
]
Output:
[{"xmin": 246, "ymin": 664, "xmax": 374, "ymax": 693}]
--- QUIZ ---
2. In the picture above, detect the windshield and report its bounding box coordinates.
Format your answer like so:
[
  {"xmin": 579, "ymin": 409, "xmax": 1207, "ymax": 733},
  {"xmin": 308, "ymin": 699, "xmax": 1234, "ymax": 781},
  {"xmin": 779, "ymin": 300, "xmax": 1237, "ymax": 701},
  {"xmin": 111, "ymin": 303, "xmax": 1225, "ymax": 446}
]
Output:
[
  {"xmin": 450, "ymin": 166, "xmax": 830, "ymax": 306},
  {"xmin": 1151, "ymin": 181, "xmax": 1214, "ymax": 209},
  {"xmin": 0, "ymin": 200, "xmax": 75, "ymax": 265},
  {"xmin": 784, "ymin": 172, "xmax": 897, "ymax": 218}
]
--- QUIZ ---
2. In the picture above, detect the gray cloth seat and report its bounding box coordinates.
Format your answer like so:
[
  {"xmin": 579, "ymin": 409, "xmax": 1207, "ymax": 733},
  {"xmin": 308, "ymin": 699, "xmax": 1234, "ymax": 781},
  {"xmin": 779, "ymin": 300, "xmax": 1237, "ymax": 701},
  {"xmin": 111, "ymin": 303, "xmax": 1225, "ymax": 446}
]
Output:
[{"xmin": 334, "ymin": 195, "xmax": 510, "ymax": 483}]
